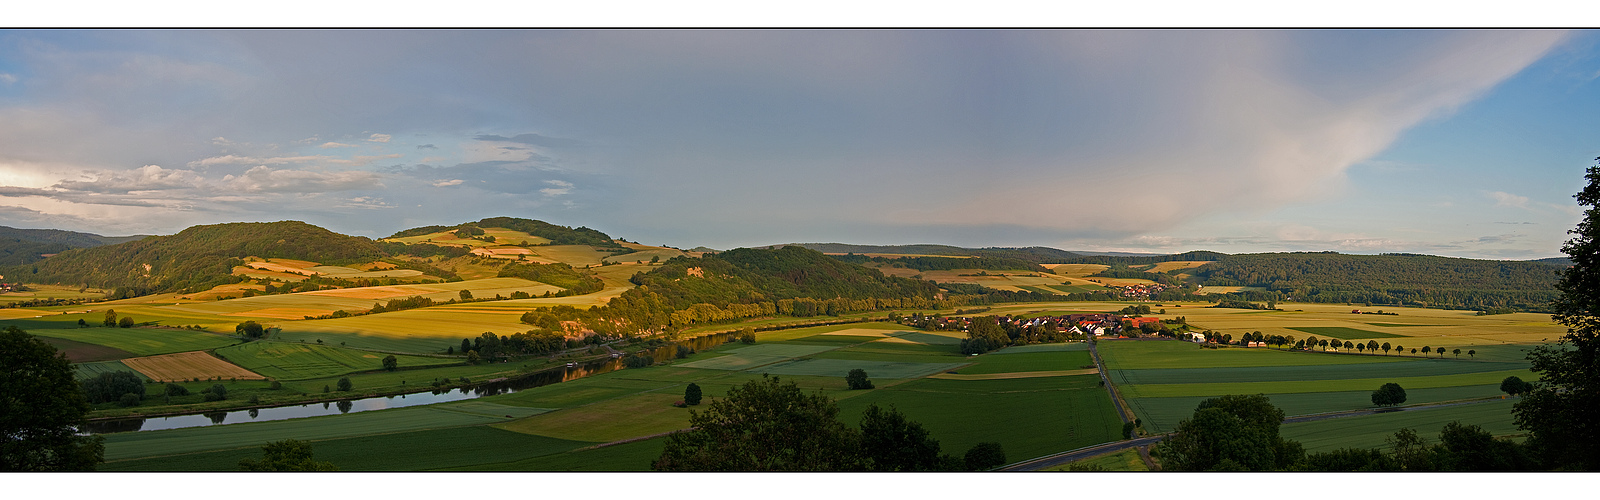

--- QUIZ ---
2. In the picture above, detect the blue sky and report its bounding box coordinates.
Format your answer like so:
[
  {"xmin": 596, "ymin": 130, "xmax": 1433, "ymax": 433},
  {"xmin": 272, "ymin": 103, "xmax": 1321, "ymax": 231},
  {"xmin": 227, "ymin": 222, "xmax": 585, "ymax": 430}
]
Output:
[{"xmin": 0, "ymin": 29, "xmax": 1593, "ymax": 259}]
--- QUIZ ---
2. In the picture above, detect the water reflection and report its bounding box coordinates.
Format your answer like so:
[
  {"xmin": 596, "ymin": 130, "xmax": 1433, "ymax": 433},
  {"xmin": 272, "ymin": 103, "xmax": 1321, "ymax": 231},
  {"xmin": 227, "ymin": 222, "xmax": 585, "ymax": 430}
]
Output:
[{"xmin": 84, "ymin": 331, "xmax": 738, "ymax": 435}]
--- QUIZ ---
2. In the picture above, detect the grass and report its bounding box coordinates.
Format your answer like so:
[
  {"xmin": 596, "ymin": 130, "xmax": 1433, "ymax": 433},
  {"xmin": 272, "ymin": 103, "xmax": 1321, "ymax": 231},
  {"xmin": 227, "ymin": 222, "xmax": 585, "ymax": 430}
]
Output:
[
  {"xmin": 958, "ymin": 351, "xmax": 1093, "ymax": 375},
  {"xmin": 1126, "ymin": 384, "xmax": 1510, "ymax": 433},
  {"xmin": 450, "ymin": 436, "xmax": 667, "ymax": 471},
  {"xmin": 495, "ymin": 392, "xmax": 690, "ymax": 443},
  {"xmin": 835, "ymin": 375, "xmax": 1123, "ymax": 462},
  {"xmin": 1287, "ymin": 326, "xmax": 1405, "ymax": 339},
  {"xmin": 756, "ymin": 358, "xmax": 966, "ymax": 379},
  {"xmin": 73, "ymin": 360, "xmax": 148, "ymax": 381},
  {"xmin": 100, "ymin": 400, "xmax": 551, "ymax": 461},
  {"xmin": 1118, "ymin": 368, "xmax": 1536, "ymax": 399},
  {"xmin": 1109, "ymin": 359, "xmax": 1530, "ymax": 385},
  {"xmin": 1098, "ymin": 339, "xmax": 1410, "ymax": 370},
  {"xmin": 1280, "ymin": 398, "xmax": 1520, "ymax": 453},
  {"xmin": 37, "ymin": 335, "xmax": 136, "ymax": 362},
  {"xmin": 0, "ymin": 284, "xmax": 110, "ymax": 303},
  {"xmin": 991, "ymin": 342, "xmax": 1090, "ymax": 354},
  {"xmin": 1042, "ymin": 448, "xmax": 1150, "ymax": 471},
  {"xmin": 26, "ymin": 327, "xmax": 241, "ymax": 357},
  {"xmin": 215, "ymin": 341, "xmax": 460, "ymax": 380},
  {"xmin": 101, "ymin": 426, "xmax": 592, "ymax": 471}
]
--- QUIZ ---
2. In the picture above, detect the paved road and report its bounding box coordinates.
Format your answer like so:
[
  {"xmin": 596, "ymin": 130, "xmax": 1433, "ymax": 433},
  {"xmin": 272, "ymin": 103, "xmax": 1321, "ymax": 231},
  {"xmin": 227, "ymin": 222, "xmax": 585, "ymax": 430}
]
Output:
[{"xmin": 1087, "ymin": 341, "xmax": 1131, "ymax": 424}]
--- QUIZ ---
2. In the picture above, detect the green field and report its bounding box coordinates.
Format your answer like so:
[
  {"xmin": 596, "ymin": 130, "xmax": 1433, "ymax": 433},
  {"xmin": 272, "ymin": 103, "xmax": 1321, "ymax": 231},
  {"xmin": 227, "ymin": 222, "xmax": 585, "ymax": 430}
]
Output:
[
  {"xmin": 102, "ymin": 425, "xmax": 591, "ymax": 471},
  {"xmin": 756, "ymin": 358, "xmax": 965, "ymax": 379},
  {"xmin": 1110, "ymin": 359, "xmax": 1530, "ymax": 385},
  {"xmin": 215, "ymin": 341, "xmax": 461, "ymax": 380},
  {"xmin": 29, "ymin": 327, "xmax": 241, "ymax": 356},
  {"xmin": 1099, "ymin": 339, "xmax": 1410, "ymax": 370},
  {"xmin": 959, "ymin": 351, "xmax": 1093, "ymax": 374},
  {"xmin": 1287, "ymin": 326, "xmax": 1404, "ymax": 339},
  {"xmin": 992, "ymin": 342, "xmax": 1090, "ymax": 353},
  {"xmin": 1119, "ymin": 368, "xmax": 1535, "ymax": 399},
  {"xmin": 1280, "ymin": 399, "xmax": 1521, "ymax": 453},
  {"xmin": 72, "ymin": 360, "xmax": 148, "ymax": 381},
  {"xmin": 1128, "ymin": 384, "xmax": 1510, "ymax": 433},
  {"xmin": 100, "ymin": 400, "xmax": 552, "ymax": 461}
]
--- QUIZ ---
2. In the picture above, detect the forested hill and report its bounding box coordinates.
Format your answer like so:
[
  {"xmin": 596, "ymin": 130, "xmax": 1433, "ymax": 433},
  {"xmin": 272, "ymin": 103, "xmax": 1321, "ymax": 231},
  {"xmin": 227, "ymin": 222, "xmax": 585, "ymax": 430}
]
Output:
[
  {"xmin": 5, "ymin": 221, "xmax": 389, "ymax": 294},
  {"xmin": 1061, "ymin": 250, "xmax": 1228, "ymax": 266},
  {"xmin": 389, "ymin": 216, "xmax": 620, "ymax": 248},
  {"xmin": 777, "ymin": 243, "xmax": 1081, "ymax": 263},
  {"xmin": 0, "ymin": 226, "xmax": 148, "ymax": 267},
  {"xmin": 631, "ymin": 246, "xmax": 941, "ymax": 308},
  {"xmin": 1190, "ymin": 252, "xmax": 1563, "ymax": 310}
]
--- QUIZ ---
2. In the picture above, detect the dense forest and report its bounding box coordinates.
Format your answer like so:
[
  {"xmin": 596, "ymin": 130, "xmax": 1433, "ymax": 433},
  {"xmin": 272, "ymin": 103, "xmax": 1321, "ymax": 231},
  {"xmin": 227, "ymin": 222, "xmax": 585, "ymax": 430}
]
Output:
[
  {"xmin": 0, "ymin": 226, "xmax": 148, "ymax": 266},
  {"xmin": 827, "ymin": 254, "xmax": 1047, "ymax": 272},
  {"xmin": 1190, "ymin": 252, "xmax": 1563, "ymax": 310},
  {"xmin": 1063, "ymin": 250, "xmax": 1227, "ymax": 266},
  {"xmin": 497, "ymin": 262, "xmax": 604, "ymax": 295},
  {"xmin": 389, "ymin": 217, "xmax": 620, "ymax": 248}
]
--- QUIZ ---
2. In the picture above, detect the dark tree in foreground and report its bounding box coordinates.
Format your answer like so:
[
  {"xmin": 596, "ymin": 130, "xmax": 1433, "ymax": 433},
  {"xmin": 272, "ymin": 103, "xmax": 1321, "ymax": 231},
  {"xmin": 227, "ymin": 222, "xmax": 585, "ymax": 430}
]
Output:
[
  {"xmin": 0, "ymin": 326, "xmax": 105, "ymax": 471},
  {"xmin": 858, "ymin": 404, "xmax": 943, "ymax": 471},
  {"xmin": 382, "ymin": 355, "xmax": 398, "ymax": 372},
  {"xmin": 238, "ymin": 439, "xmax": 339, "ymax": 471},
  {"xmin": 846, "ymin": 368, "xmax": 874, "ymax": 390},
  {"xmin": 964, "ymin": 442, "xmax": 1007, "ymax": 471},
  {"xmin": 1517, "ymin": 160, "xmax": 1600, "ymax": 470},
  {"xmin": 684, "ymin": 382, "xmax": 702, "ymax": 406},
  {"xmin": 653, "ymin": 375, "xmax": 864, "ymax": 471},
  {"xmin": 1371, "ymin": 383, "xmax": 1407, "ymax": 407},
  {"xmin": 1155, "ymin": 394, "xmax": 1303, "ymax": 471}
]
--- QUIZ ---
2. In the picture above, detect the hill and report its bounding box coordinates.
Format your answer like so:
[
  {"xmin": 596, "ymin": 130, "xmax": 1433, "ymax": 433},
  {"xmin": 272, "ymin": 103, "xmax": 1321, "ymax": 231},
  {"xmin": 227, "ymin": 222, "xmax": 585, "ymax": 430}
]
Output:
[
  {"xmin": 6, "ymin": 221, "xmax": 389, "ymax": 295},
  {"xmin": 0, "ymin": 226, "xmax": 148, "ymax": 267},
  {"xmin": 775, "ymin": 243, "xmax": 1081, "ymax": 263},
  {"xmin": 1190, "ymin": 252, "xmax": 1562, "ymax": 310},
  {"xmin": 388, "ymin": 217, "xmax": 620, "ymax": 248}
]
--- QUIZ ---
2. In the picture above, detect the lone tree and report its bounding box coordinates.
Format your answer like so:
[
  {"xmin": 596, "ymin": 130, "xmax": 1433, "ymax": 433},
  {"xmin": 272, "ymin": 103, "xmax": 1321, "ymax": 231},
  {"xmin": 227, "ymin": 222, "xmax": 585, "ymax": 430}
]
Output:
[
  {"xmin": 0, "ymin": 326, "xmax": 105, "ymax": 471},
  {"xmin": 102, "ymin": 309, "xmax": 117, "ymax": 327},
  {"xmin": 382, "ymin": 355, "xmax": 398, "ymax": 372},
  {"xmin": 1372, "ymin": 383, "xmax": 1408, "ymax": 407},
  {"xmin": 236, "ymin": 321, "xmax": 266, "ymax": 339},
  {"xmin": 684, "ymin": 382, "xmax": 702, "ymax": 406},
  {"xmin": 336, "ymin": 377, "xmax": 352, "ymax": 392},
  {"xmin": 846, "ymin": 368, "xmax": 874, "ymax": 390},
  {"xmin": 238, "ymin": 439, "xmax": 338, "ymax": 471},
  {"xmin": 1501, "ymin": 376, "xmax": 1532, "ymax": 397},
  {"xmin": 1516, "ymin": 159, "xmax": 1600, "ymax": 471}
]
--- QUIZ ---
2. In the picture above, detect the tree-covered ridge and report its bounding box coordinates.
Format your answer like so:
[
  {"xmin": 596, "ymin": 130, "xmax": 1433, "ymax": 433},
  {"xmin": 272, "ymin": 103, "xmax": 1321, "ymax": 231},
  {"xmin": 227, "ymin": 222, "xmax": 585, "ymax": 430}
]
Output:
[
  {"xmin": 0, "ymin": 239, "xmax": 73, "ymax": 267},
  {"xmin": 496, "ymin": 262, "xmax": 604, "ymax": 295},
  {"xmin": 0, "ymin": 226, "xmax": 148, "ymax": 267},
  {"xmin": 5, "ymin": 221, "xmax": 389, "ymax": 294},
  {"xmin": 1191, "ymin": 252, "xmax": 1561, "ymax": 310},
  {"xmin": 388, "ymin": 217, "xmax": 620, "ymax": 248},
  {"xmin": 828, "ymin": 254, "xmax": 1047, "ymax": 273},
  {"xmin": 1063, "ymin": 250, "xmax": 1228, "ymax": 266},
  {"xmin": 780, "ymin": 243, "xmax": 1082, "ymax": 263}
]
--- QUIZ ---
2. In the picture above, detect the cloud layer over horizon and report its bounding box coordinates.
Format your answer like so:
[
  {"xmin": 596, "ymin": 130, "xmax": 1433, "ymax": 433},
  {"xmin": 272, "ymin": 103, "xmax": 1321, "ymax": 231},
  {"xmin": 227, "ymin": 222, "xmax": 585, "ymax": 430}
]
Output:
[{"xmin": 0, "ymin": 30, "xmax": 1589, "ymax": 258}]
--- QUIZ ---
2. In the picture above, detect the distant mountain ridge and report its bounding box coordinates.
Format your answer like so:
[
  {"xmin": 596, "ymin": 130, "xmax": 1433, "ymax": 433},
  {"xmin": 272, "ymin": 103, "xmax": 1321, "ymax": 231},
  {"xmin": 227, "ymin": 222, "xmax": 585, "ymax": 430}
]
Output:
[
  {"xmin": 769, "ymin": 243, "xmax": 1083, "ymax": 263},
  {"xmin": 0, "ymin": 225, "xmax": 148, "ymax": 267}
]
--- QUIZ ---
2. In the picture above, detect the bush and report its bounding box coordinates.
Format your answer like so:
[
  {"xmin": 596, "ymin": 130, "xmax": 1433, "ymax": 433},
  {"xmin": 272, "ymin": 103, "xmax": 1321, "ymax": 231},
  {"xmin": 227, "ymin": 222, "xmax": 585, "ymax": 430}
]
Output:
[
  {"xmin": 382, "ymin": 355, "xmax": 398, "ymax": 371},
  {"xmin": 685, "ymin": 382, "xmax": 702, "ymax": 405},
  {"xmin": 269, "ymin": 380, "xmax": 282, "ymax": 390},
  {"xmin": 624, "ymin": 354, "xmax": 655, "ymax": 368},
  {"xmin": 964, "ymin": 442, "xmax": 1007, "ymax": 471},
  {"xmin": 82, "ymin": 371, "xmax": 146, "ymax": 404},
  {"xmin": 846, "ymin": 368, "xmax": 874, "ymax": 390},
  {"xmin": 203, "ymin": 384, "xmax": 228, "ymax": 402},
  {"xmin": 336, "ymin": 377, "xmax": 352, "ymax": 392},
  {"xmin": 676, "ymin": 345, "xmax": 693, "ymax": 359},
  {"xmin": 249, "ymin": 394, "xmax": 260, "ymax": 404},
  {"xmin": 164, "ymin": 383, "xmax": 190, "ymax": 396},
  {"xmin": 118, "ymin": 316, "xmax": 134, "ymax": 328},
  {"xmin": 119, "ymin": 393, "xmax": 141, "ymax": 407}
]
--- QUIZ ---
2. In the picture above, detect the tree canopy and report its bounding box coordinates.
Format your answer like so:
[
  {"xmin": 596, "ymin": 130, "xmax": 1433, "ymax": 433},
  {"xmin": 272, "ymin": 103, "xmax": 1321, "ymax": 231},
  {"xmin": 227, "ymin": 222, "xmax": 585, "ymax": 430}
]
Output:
[
  {"xmin": 1155, "ymin": 394, "xmax": 1303, "ymax": 471},
  {"xmin": 237, "ymin": 439, "xmax": 339, "ymax": 471},
  {"xmin": 0, "ymin": 326, "xmax": 104, "ymax": 471}
]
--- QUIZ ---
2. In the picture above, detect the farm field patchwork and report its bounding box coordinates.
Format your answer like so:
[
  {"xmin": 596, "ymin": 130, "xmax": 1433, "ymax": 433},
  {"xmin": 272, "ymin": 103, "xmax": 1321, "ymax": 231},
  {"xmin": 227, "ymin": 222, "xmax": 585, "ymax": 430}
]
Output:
[
  {"xmin": 756, "ymin": 358, "xmax": 966, "ymax": 379},
  {"xmin": 1098, "ymin": 339, "xmax": 1410, "ymax": 370},
  {"xmin": 1118, "ymin": 368, "xmax": 1534, "ymax": 399},
  {"xmin": 1109, "ymin": 359, "xmax": 1530, "ymax": 385},
  {"xmin": 72, "ymin": 360, "xmax": 148, "ymax": 381},
  {"xmin": 1287, "ymin": 326, "xmax": 1404, "ymax": 339},
  {"xmin": 37, "ymin": 335, "xmax": 136, "ymax": 362},
  {"xmin": 121, "ymin": 351, "xmax": 266, "ymax": 382},
  {"xmin": 215, "ymin": 341, "xmax": 461, "ymax": 380},
  {"xmin": 958, "ymin": 350, "xmax": 1093, "ymax": 375},
  {"xmin": 28, "ymin": 327, "xmax": 240, "ymax": 357}
]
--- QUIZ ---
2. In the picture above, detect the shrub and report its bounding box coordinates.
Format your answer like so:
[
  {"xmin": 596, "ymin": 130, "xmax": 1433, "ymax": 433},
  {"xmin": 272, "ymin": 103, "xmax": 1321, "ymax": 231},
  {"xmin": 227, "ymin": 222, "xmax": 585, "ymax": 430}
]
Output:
[
  {"xmin": 269, "ymin": 380, "xmax": 282, "ymax": 390},
  {"xmin": 118, "ymin": 316, "xmax": 134, "ymax": 328},
  {"xmin": 846, "ymin": 368, "xmax": 874, "ymax": 390},
  {"xmin": 624, "ymin": 354, "xmax": 655, "ymax": 368},
  {"xmin": 164, "ymin": 383, "xmax": 190, "ymax": 396},
  {"xmin": 119, "ymin": 393, "xmax": 141, "ymax": 407},
  {"xmin": 676, "ymin": 345, "xmax": 693, "ymax": 359},
  {"xmin": 964, "ymin": 442, "xmax": 1007, "ymax": 471},
  {"xmin": 82, "ymin": 371, "xmax": 146, "ymax": 404},
  {"xmin": 336, "ymin": 377, "xmax": 352, "ymax": 391},
  {"xmin": 685, "ymin": 382, "xmax": 703, "ymax": 405}
]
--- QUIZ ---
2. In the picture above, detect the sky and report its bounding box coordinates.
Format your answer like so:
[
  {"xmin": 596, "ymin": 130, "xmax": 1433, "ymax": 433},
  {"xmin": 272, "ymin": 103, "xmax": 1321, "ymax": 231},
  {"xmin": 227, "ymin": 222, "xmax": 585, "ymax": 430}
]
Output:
[{"xmin": 0, "ymin": 29, "xmax": 1596, "ymax": 259}]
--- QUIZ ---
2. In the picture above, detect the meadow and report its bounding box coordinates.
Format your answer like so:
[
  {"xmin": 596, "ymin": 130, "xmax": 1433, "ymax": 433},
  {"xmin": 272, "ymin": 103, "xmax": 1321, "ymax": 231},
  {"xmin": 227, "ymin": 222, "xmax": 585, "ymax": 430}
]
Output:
[
  {"xmin": 215, "ymin": 341, "xmax": 461, "ymax": 380},
  {"xmin": 1280, "ymin": 398, "xmax": 1520, "ymax": 453},
  {"xmin": 122, "ymin": 351, "xmax": 266, "ymax": 382},
  {"xmin": 28, "ymin": 327, "xmax": 240, "ymax": 357}
]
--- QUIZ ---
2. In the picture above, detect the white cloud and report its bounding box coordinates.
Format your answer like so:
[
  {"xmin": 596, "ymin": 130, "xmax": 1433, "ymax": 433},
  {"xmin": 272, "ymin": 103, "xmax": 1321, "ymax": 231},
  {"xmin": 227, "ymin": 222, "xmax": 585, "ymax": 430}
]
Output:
[
  {"xmin": 320, "ymin": 142, "xmax": 357, "ymax": 149},
  {"xmin": 223, "ymin": 166, "xmax": 382, "ymax": 193},
  {"xmin": 0, "ymin": 73, "xmax": 17, "ymax": 85},
  {"xmin": 367, "ymin": 133, "xmax": 391, "ymax": 143},
  {"xmin": 328, "ymin": 154, "xmax": 403, "ymax": 166},
  {"xmin": 53, "ymin": 165, "xmax": 204, "ymax": 193},
  {"xmin": 188, "ymin": 155, "xmax": 327, "ymax": 167},
  {"xmin": 540, "ymin": 179, "xmax": 573, "ymax": 197},
  {"xmin": 337, "ymin": 196, "xmax": 394, "ymax": 209},
  {"xmin": 1488, "ymin": 191, "xmax": 1531, "ymax": 209},
  {"xmin": 432, "ymin": 179, "xmax": 464, "ymax": 187}
]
